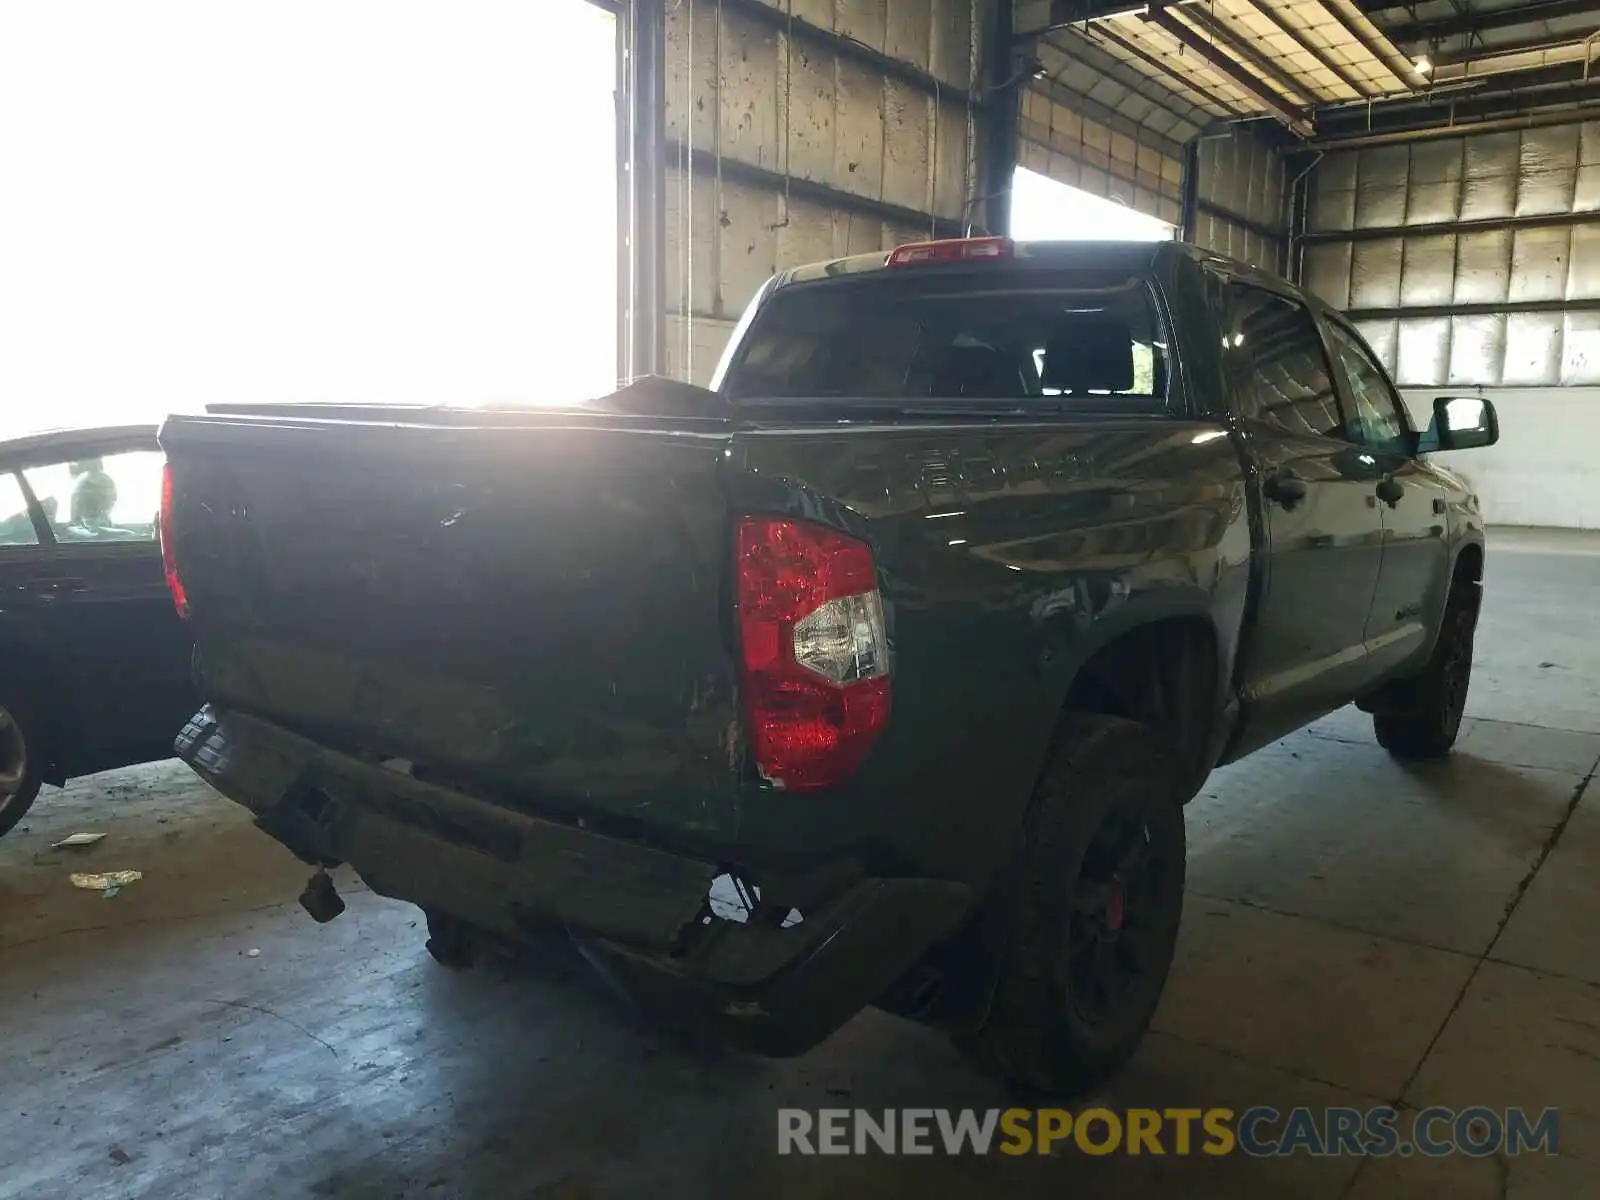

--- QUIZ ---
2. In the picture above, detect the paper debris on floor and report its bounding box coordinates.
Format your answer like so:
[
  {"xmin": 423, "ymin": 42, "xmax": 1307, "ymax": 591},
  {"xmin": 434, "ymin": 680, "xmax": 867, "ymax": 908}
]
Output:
[
  {"xmin": 70, "ymin": 870, "xmax": 142, "ymax": 891},
  {"xmin": 52, "ymin": 832, "xmax": 107, "ymax": 849}
]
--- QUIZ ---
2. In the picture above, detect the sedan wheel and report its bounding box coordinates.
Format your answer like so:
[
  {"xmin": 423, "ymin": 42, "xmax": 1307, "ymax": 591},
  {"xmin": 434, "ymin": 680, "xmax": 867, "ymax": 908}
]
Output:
[{"xmin": 0, "ymin": 699, "xmax": 44, "ymax": 839}]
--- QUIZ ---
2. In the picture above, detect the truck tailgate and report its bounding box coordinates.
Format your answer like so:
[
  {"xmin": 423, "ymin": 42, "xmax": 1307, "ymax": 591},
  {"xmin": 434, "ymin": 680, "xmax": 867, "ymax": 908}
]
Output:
[{"xmin": 160, "ymin": 410, "xmax": 742, "ymax": 841}]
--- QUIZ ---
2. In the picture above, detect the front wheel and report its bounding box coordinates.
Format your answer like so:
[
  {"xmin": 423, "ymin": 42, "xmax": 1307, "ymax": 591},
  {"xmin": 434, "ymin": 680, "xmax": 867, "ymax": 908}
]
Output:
[
  {"xmin": 956, "ymin": 713, "xmax": 1187, "ymax": 1097},
  {"xmin": 1373, "ymin": 580, "xmax": 1478, "ymax": 760},
  {"xmin": 0, "ymin": 691, "xmax": 44, "ymax": 840}
]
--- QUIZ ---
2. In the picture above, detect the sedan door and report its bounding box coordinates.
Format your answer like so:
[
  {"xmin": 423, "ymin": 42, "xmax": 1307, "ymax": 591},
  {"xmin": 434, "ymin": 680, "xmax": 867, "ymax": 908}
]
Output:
[{"xmin": 14, "ymin": 443, "xmax": 194, "ymax": 772}]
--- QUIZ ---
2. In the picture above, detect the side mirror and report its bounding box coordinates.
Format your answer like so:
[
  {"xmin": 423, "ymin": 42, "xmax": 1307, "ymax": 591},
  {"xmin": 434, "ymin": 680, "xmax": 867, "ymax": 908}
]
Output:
[{"xmin": 1424, "ymin": 395, "xmax": 1499, "ymax": 452}]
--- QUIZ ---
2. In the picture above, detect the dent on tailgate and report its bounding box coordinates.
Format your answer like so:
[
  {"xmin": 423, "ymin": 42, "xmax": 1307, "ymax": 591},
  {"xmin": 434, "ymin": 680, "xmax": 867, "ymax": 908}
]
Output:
[{"xmin": 163, "ymin": 414, "xmax": 746, "ymax": 845}]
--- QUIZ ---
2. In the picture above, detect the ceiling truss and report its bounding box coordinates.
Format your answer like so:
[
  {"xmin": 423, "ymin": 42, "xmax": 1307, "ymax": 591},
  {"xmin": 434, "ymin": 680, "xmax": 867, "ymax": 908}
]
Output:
[{"xmin": 1016, "ymin": 0, "xmax": 1600, "ymax": 145}]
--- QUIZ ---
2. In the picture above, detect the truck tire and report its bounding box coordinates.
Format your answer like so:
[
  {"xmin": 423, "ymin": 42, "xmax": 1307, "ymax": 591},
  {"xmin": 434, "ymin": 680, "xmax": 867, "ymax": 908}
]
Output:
[
  {"xmin": 0, "ymin": 689, "xmax": 45, "ymax": 840},
  {"xmin": 423, "ymin": 909, "xmax": 478, "ymax": 970},
  {"xmin": 1373, "ymin": 579, "xmax": 1477, "ymax": 760},
  {"xmin": 956, "ymin": 712, "xmax": 1186, "ymax": 1097}
]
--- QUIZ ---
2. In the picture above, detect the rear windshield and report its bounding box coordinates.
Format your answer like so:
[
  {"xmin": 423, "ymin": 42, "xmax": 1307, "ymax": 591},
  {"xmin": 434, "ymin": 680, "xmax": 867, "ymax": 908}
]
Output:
[{"xmin": 719, "ymin": 271, "xmax": 1168, "ymax": 404}]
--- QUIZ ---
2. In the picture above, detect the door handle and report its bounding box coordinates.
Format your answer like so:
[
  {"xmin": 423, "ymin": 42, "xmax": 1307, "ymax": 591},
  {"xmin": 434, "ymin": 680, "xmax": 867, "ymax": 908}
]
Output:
[
  {"xmin": 24, "ymin": 577, "xmax": 87, "ymax": 601},
  {"xmin": 1263, "ymin": 468, "xmax": 1308, "ymax": 510},
  {"xmin": 1375, "ymin": 477, "xmax": 1404, "ymax": 508}
]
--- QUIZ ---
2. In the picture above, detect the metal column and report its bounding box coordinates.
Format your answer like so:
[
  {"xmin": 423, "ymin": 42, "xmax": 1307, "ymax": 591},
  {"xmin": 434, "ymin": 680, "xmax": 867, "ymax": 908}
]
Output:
[
  {"xmin": 618, "ymin": 0, "xmax": 666, "ymax": 383},
  {"xmin": 1179, "ymin": 136, "xmax": 1200, "ymax": 243},
  {"xmin": 981, "ymin": 0, "xmax": 1019, "ymax": 236}
]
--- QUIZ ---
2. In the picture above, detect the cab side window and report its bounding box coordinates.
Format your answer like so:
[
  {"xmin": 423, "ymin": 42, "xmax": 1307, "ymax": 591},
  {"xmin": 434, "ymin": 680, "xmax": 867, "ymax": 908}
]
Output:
[
  {"xmin": 21, "ymin": 450, "xmax": 164, "ymax": 544},
  {"xmin": 0, "ymin": 473, "xmax": 42, "ymax": 546},
  {"xmin": 1225, "ymin": 284, "xmax": 1347, "ymax": 439},
  {"xmin": 1325, "ymin": 321, "xmax": 1412, "ymax": 458}
]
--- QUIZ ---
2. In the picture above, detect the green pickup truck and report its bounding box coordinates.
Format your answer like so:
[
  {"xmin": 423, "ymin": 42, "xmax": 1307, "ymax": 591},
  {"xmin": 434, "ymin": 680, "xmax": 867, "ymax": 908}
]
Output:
[{"xmin": 159, "ymin": 239, "xmax": 1498, "ymax": 1095}]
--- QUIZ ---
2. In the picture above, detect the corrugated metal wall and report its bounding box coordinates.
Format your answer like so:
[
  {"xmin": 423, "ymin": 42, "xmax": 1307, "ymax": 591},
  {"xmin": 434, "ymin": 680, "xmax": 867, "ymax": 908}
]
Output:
[
  {"xmin": 1016, "ymin": 82, "xmax": 1184, "ymax": 228},
  {"xmin": 662, "ymin": 0, "xmax": 983, "ymax": 384},
  {"xmin": 1302, "ymin": 122, "xmax": 1600, "ymax": 388},
  {"xmin": 1193, "ymin": 124, "xmax": 1287, "ymax": 272}
]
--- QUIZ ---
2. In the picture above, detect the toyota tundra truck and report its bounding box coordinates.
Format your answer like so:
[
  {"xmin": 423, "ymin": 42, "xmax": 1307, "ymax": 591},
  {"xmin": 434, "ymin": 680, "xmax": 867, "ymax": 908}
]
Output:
[{"xmin": 157, "ymin": 239, "xmax": 1499, "ymax": 1095}]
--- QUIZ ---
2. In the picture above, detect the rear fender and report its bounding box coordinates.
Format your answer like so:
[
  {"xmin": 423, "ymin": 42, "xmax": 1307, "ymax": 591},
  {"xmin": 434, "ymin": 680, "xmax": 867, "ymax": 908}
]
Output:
[{"xmin": 1037, "ymin": 586, "xmax": 1232, "ymax": 765}]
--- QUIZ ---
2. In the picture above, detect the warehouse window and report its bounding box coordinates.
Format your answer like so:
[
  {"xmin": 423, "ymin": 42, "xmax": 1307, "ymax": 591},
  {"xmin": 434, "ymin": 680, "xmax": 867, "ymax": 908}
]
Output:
[{"xmin": 0, "ymin": 0, "xmax": 618, "ymax": 440}]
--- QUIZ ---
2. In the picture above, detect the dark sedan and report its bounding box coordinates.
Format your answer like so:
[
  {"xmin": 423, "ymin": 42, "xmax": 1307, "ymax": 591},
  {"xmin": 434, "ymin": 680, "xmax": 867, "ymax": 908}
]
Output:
[{"xmin": 0, "ymin": 425, "xmax": 196, "ymax": 837}]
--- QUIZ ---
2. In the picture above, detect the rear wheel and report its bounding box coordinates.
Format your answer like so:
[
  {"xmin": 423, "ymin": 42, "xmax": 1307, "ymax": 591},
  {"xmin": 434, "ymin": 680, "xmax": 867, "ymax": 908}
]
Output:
[
  {"xmin": 0, "ymin": 691, "xmax": 44, "ymax": 840},
  {"xmin": 424, "ymin": 909, "xmax": 478, "ymax": 970},
  {"xmin": 1373, "ymin": 579, "xmax": 1478, "ymax": 760},
  {"xmin": 956, "ymin": 713, "xmax": 1187, "ymax": 1097}
]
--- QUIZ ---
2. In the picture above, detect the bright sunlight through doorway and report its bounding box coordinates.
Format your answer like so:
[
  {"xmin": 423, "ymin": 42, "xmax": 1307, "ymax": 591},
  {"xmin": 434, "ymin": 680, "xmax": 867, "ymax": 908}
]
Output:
[
  {"xmin": 0, "ymin": 1, "xmax": 619, "ymax": 440},
  {"xmin": 1009, "ymin": 167, "xmax": 1174, "ymax": 243}
]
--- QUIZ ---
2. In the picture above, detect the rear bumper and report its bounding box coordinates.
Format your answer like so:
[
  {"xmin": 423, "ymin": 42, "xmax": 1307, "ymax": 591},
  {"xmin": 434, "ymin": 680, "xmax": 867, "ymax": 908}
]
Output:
[{"xmin": 176, "ymin": 706, "xmax": 971, "ymax": 1055}]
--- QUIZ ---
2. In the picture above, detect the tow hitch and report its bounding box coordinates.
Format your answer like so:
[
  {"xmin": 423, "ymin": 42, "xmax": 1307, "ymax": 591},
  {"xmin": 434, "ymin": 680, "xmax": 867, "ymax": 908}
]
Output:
[{"xmin": 299, "ymin": 869, "xmax": 345, "ymax": 923}]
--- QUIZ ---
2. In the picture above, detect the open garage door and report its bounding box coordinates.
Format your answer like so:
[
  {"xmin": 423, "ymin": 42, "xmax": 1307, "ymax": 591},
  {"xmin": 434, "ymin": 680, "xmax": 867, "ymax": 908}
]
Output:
[
  {"xmin": 1010, "ymin": 167, "xmax": 1174, "ymax": 241},
  {"xmin": 0, "ymin": 0, "xmax": 619, "ymax": 439}
]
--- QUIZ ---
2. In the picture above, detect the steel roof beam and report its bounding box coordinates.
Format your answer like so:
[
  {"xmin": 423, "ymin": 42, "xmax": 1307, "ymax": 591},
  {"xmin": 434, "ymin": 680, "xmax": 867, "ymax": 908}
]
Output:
[
  {"xmin": 1314, "ymin": 61, "xmax": 1600, "ymax": 137},
  {"xmin": 1146, "ymin": 8, "xmax": 1313, "ymax": 131},
  {"xmin": 1387, "ymin": 1, "xmax": 1600, "ymax": 46},
  {"xmin": 1081, "ymin": 22, "xmax": 1252, "ymax": 118},
  {"xmin": 1035, "ymin": 28, "xmax": 1215, "ymax": 129},
  {"xmin": 1016, "ymin": 0, "xmax": 1202, "ymax": 38},
  {"xmin": 1236, "ymin": 0, "xmax": 1378, "ymax": 99},
  {"xmin": 1175, "ymin": 3, "xmax": 1325, "ymax": 106},
  {"xmin": 1316, "ymin": 0, "xmax": 1417, "ymax": 90}
]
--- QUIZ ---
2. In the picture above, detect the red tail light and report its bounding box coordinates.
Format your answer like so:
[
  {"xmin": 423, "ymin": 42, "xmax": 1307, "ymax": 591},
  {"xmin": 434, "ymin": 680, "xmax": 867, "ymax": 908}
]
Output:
[
  {"xmin": 158, "ymin": 462, "xmax": 189, "ymax": 618},
  {"xmin": 885, "ymin": 236, "xmax": 1013, "ymax": 267},
  {"xmin": 734, "ymin": 516, "xmax": 891, "ymax": 791}
]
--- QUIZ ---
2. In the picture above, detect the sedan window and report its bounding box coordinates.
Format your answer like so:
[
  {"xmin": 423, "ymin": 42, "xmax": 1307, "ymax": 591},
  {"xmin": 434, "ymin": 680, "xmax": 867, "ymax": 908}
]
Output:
[
  {"xmin": 0, "ymin": 473, "xmax": 41, "ymax": 546},
  {"xmin": 21, "ymin": 450, "xmax": 163, "ymax": 544}
]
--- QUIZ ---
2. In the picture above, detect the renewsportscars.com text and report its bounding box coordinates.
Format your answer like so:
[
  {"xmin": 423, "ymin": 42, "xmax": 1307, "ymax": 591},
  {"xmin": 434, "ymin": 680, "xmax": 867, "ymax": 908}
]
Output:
[{"xmin": 777, "ymin": 1106, "xmax": 1559, "ymax": 1158}]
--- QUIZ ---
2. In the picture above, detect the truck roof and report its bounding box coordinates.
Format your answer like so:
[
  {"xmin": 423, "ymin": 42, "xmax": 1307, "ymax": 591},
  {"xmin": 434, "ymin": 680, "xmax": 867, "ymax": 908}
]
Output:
[{"xmin": 773, "ymin": 238, "xmax": 1292, "ymax": 299}]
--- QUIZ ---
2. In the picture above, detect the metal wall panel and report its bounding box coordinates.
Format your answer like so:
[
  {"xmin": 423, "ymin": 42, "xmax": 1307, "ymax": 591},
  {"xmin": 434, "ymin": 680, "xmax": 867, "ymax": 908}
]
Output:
[
  {"xmin": 660, "ymin": 0, "xmax": 982, "ymax": 382},
  {"xmin": 1200, "ymin": 127, "xmax": 1284, "ymax": 229},
  {"xmin": 1303, "ymin": 242, "xmax": 1352, "ymax": 309},
  {"xmin": 1307, "ymin": 119, "xmax": 1598, "ymax": 386},
  {"xmin": 1504, "ymin": 314, "xmax": 1564, "ymax": 387},
  {"xmin": 1352, "ymin": 145, "xmax": 1409, "ymax": 228},
  {"xmin": 1017, "ymin": 85, "xmax": 1184, "ymax": 225},
  {"xmin": 1350, "ymin": 240, "xmax": 1403, "ymax": 309},
  {"xmin": 1353, "ymin": 318, "xmax": 1399, "ymax": 374},
  {"xmin": 1193, "ymin": 125, "xmax": 1286, "ymax": 273},
  {"xmin": 1448, "ymin": 315, "xmax": 1504, "ymax": 388},
  {"xmin": 1563, "ymin": 311, "xmax": 1600, "ymax": 385},
  {"xmin": 1396, "ymin": 317, "xmax": 1451, "ymax": 388},
  {"xmin": 1508, "ymin": 226, "xmax": 1571, "ymax": 304},
  {"xmin": 1569, "ymin": 224, "xmax": 1600, "ymax": 300},
  {"xmin": 1454, "ymin": 230, "xmax": 1512, "ymax": 305}
]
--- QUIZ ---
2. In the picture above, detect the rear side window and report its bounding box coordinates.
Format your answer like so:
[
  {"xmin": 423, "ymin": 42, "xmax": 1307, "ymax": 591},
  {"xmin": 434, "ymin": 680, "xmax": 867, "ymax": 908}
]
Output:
[
  {"xmin": 1325, "ymin": 321, "xmax": 1411, "ymax": 457},
  {"xmin": 1225, "ymin": 283, "xmax": 1345, "ymax": 439},
  {"xmin": 721, "ymin": 273, "xmax": 1169, "ymax": 404},
  {"xmin": 0, "ymin": 473, "xmax": 41, "ymax": 546},
  {"xmin": 21, "ymin": 449, "xmax": 164, "ymax": 544}
]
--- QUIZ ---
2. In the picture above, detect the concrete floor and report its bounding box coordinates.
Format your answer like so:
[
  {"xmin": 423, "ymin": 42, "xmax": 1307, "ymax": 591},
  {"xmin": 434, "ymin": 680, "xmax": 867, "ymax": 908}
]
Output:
[{"xmin": 2, "ymin": 532, "xmax": 1597, "ymax": 1199}]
